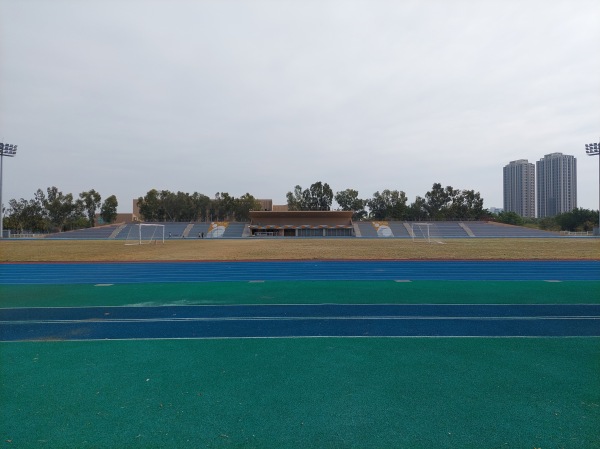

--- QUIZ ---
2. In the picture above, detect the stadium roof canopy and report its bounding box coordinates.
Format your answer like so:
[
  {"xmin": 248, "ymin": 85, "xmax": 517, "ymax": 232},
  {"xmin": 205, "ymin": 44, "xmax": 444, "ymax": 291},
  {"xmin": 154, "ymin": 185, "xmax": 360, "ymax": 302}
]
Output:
[{"xmin": 249, "ymin": 211, "xmax": 353, "ymax": 227}]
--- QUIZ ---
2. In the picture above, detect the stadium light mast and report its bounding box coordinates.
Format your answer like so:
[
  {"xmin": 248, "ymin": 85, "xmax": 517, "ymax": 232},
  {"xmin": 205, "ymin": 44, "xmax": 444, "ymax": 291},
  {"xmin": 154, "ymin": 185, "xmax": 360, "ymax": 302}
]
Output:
[
  {"xmin": 0, "ymin": 142, "xmax": 18, "ymax": 238},
  {"xmin": 585, "ymin": 139, "xmax": 600, "ymax": 235}
]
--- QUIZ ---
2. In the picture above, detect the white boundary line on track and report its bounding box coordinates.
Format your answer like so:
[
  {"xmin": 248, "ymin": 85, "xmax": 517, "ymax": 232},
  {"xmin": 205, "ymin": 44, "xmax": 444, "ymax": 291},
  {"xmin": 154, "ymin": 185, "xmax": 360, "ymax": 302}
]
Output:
[
  {"xmin": 1, "ymin": 302, "xmax": 599, "ymax": 310},
  {"xmin": 3, "ymin": 336, "xmax": 600, "ymax": 343},
  {"xmin": 3, "ymin": 316, "xmax": 600, "ymax": 325}
]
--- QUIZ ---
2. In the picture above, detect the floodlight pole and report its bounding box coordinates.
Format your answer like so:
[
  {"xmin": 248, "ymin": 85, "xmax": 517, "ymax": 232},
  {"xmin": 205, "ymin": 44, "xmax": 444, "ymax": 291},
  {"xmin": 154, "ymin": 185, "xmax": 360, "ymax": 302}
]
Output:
[
  {"xmin": 0, "ymin": 142, "xmax": 18, "ymax": 239},
  {"xmin": 585, "ymin": 140, "xmax": 600, "ymax": 235}
]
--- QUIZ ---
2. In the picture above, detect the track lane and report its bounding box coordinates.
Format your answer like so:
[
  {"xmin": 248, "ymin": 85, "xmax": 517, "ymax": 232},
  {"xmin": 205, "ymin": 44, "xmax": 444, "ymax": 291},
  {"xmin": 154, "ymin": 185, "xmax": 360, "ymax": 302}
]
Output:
[
  {"xmin": 1, "ymin": 260, "xmax": 600, "ymax": 284},
  {"xmin": 2, "ymin": 304, "xmax": 599, "ymax": 340}
]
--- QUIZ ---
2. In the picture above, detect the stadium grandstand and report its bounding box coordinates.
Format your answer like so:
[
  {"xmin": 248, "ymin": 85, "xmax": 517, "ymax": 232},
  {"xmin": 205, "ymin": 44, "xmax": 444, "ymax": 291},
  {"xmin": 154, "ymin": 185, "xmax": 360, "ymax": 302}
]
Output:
[
  {"xmin": 40, "ymin": 219, "xmax": 564, "ymax": 240},
  {"xmin": 24, "ymin": 198, "xmax": 573, "ymax": 240}
]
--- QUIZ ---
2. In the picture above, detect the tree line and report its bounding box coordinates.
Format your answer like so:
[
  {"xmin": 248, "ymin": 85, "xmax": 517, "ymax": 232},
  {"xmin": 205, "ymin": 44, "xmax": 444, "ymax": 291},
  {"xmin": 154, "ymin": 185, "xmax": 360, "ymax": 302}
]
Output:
[
  {"xmin": 495, "ymin": 208, "xmax": 599, "ymax": 233},
  {"xmin": 135, "ymin": 182, "xmax": 488, "ymax": 223},
  {"xmin": 3, "ymin": 187, "xmax": 118, "ymax": 234},
  {"xmin": 136, "ymin": 190, "xmax": 261, "ymax": 223},
  {"xmin": 288, "ymin": 181, "xmax": 487, "ymax": 222},
  {"xmin": 5, "ymin": 182, "xmax": 595, "ymax": 234}
]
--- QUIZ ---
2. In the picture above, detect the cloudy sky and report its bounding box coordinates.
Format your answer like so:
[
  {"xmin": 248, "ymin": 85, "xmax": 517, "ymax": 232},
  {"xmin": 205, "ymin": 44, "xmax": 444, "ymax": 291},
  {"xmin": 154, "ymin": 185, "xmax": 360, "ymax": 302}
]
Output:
[{"xmin": 1, "ymin": 0, "xmax": 599, "ymax": 213}]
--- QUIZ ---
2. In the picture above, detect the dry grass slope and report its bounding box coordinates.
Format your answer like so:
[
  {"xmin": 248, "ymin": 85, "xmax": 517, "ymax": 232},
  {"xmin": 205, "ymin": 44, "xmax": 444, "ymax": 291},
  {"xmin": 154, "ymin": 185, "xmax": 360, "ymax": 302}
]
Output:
[{"xmin": 1, "ymin": 238, "xmax": 599, "ymax": 262}]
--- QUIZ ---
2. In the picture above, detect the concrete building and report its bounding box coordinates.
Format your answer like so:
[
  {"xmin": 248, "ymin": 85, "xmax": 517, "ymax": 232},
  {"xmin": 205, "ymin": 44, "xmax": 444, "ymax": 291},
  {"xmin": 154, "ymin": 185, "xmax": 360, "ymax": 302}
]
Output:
[
  {"xmin": 536, "ymin": 152, "xmax": 577, "ymax": 218},
  {"xmin": 503, "ymin": 159, "xmax": 536, "ymax": 218}
]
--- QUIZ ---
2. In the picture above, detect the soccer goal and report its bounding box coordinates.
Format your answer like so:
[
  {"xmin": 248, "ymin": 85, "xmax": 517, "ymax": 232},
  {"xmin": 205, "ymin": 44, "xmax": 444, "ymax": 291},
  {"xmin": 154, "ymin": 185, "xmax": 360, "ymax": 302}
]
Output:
[
  {"xmin": 124, "ymin": 223, "xmax": 165, "ymax": 245},
  {"xmin": 411, "ymin": 222, "xmax": 443, "ymax": 244}
]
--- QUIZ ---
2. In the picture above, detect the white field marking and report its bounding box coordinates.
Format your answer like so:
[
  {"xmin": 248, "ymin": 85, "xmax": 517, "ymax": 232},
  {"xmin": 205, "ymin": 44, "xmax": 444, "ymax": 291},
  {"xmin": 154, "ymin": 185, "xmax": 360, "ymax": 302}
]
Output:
[
  {"xmin": 545, "ymin": 280, "xmax": 563, "ymax": 283},
  {"xmin": 394, "ymin": 280, "xmax": 412, "ymax": 282},
  {"xmin": 248, "ymin": 280, "xmax": 265, "ymax": 283},
  {"xmin": 94, "ymin": 284, "xmax": 114, "ymax": 287},
  {"xmin": 1, "ymin": 303, "xmax": 598, "ymax": 310},
  {"xmin": 4, "ymin": 316, "xmax": 599, "ymax": 325},
  {"xmin": 4, "ymin": 335, "xmax": 599, "ymax": 343}
]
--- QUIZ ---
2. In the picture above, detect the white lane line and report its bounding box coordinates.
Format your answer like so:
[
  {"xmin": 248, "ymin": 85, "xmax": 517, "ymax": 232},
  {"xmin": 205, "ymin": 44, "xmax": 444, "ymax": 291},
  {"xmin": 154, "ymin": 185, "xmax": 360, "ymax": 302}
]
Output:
[{"xmin": 3, "ymin": 316, "xmax": 599, "ymax": 325}]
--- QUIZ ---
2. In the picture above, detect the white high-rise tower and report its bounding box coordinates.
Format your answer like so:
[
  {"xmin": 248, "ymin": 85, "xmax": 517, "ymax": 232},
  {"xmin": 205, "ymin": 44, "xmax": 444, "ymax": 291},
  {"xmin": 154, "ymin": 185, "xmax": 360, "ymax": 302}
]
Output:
[
  {"xmin": 536, "ymin": 153, "xmax": 577, "ymax": 218},
  {"xmin": 503, "ymin": 159, "xmax": 536, "ymax": 218}
]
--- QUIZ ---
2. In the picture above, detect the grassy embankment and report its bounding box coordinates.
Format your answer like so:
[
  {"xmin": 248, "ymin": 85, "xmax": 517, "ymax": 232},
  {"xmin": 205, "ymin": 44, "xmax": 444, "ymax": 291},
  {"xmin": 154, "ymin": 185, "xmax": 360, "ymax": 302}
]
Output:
[{"xmin": 1, "ymin": 238, "xmax": 599, "ymax": 262}]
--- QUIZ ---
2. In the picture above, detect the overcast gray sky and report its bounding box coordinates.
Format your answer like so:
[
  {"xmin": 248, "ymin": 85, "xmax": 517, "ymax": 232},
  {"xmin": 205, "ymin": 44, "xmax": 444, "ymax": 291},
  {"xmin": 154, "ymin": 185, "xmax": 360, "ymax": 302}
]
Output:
[{"xmin": 1, "ymin": 0, "xmax": 599, "ymax": 213}]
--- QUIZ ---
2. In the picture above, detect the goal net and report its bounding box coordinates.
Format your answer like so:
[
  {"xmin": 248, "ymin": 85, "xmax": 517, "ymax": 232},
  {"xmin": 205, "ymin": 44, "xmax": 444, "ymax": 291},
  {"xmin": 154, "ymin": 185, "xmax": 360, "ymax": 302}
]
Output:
[
  {"xmin": 411, "ymin": 222, "xmax": 443, "ymax": 244},
  {"xmin": 124, "ymin": 223, "xmax": 165, "ymax": 245}
]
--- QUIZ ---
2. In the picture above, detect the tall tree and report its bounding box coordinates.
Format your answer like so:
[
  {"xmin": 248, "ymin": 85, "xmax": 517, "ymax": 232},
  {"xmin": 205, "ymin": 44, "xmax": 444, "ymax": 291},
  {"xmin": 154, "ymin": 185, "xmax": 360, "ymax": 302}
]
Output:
[
  {"xmin": 335, "ymin": 189, "xmax": 367, "ymax": 221},
  {"xmin": 448, "ymin": 189, "xmax": 485, "ymax": 220},
  {"xmin": 212, "ymin": 192, "xmax": 236, "ymax": 221},
  {"xmin": 234, "ymin": 193, "xmax": 261, "ymax": 221},
  {"xmin": 100, "ymin": 195, "xmax": 119, "ymax": 224},
  {"xmin": 406, "ymin": 196, "xmax": 427, "ymax": 221},
  {"xmin": 366, "ymin": 190, "xmax": 408, "ymax": 220},
  {"xmin": 191, "ymin": 192, "xmax": 211, "ymax": 222},
  {"xmin": 286, "ymin": 185, "xmax": 304, "ymax": 211},
  {"xmin": 424, "ymin": 183, "xmax": 457, "ymax": 220},
  {"xmin": 44, "ymin": 187, "xmax": 83, "ymax": 231},
  {"xmin": 5, "ymin": 197, "xmax": 47, "ymax": 233},
  {"xmin": 287, "ymin": 182, "xmax": 333, "ymax": 211},
  {"xmin": 79, "ymin": 189, "xmax": 102, "ymax": 227},
  {"xmin": 305, "ymin": 182, "xmax": 333, "ymax": 211},
  {"xmin": 137, "ymin": 189, "xmax": 162, "ymax": 221}
]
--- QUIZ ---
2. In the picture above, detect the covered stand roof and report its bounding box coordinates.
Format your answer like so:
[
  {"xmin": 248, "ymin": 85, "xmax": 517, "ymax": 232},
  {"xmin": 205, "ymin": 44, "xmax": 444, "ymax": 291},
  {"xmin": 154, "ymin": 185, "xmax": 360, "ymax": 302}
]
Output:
[{"xmin": 249, "ymin": 211, "xmax": 353, "ymax": 228}]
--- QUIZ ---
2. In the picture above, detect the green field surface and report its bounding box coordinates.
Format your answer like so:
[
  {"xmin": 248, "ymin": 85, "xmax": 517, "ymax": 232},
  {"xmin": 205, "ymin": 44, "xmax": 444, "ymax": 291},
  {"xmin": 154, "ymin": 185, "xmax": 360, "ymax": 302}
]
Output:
[
  {"xmin": 1, "ymin": 280, "xmax": 600, "ymax": 308},
  {"xmin": 2, "ymin": 280, "xmax": 599, "ymax": 448},
  {"xmin": 2, "ymin": 338, "xmax": 599, "ymax": 448}
]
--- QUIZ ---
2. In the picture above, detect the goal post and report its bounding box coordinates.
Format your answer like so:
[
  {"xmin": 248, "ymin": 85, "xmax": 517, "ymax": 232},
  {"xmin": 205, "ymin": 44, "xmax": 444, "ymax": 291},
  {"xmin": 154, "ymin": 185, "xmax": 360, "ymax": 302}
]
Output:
[
  {"xmin": 411, "ymin": 222, "xmax": 443, "ymax": 244},
  {"xmin": 124, "ymin": 223, "xmax": 165, "ymax": 245}
]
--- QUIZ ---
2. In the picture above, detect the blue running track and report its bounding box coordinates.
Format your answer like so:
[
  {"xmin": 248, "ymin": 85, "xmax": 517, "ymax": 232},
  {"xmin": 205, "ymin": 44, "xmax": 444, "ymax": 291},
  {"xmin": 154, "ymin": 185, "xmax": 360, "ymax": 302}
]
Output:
[
  {"xmin": 2, "ymin": 260, "xmax": 599, "ymax": 340},
  {"xmin": 1, "ymin": 260, "xmax": 599, "ymax": 284},
  {"xmin": 2, "ymin": 304, "xmax": 599, "ymax": 341}
]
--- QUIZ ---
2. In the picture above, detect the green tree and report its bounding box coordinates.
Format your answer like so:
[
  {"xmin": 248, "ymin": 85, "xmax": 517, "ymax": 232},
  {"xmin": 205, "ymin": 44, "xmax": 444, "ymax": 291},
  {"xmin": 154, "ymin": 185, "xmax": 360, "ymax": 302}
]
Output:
[
  {"xmin": 234, "ymin": 193, "xmax": 261, "ymax": 221},
  {"xmin": 44, "ymin": 187, "xmax": 84, "ymax": 231},
  {"xmin": 304, "ymin": 182, "xmax": 333, "ymax": 211},
  {"xmin": 79, "ymin": 189, "xmax": 102, "ymax": 227},
  {"xmin": 449, "ymin": 189, "xmax": 485, "ymax": 220},
  {"xmin": 137, "ymin": 189, "xmax": 163, "ymax": 221},
  {"xmin": 335, "ymin": 189, "xmax": 367, "ymax": 221},
  {"xmin": 100, "ymin": 195, "xmax": 119, "ymax": 224},
  {"xmin": 424, "ymin": 183, "xmax": 456, "ymax": 220},
  {"xmin": 366, "ymin": 190, "xmax": 408, "ymax": 220},
  {"xmin": 287, "ymin": 182, "xmax": 333, "ymax": 211},
  {"xmin": 190, "ymin": 192, "xmax": 211, "ymax": 222},
  {"xmin": 286, "ymin": 185, "xmax": 304, "ymax": 211},
  {"xmin": 5, "ymin": 197, "xmax": 47, "ymax": 233},
  {"xmin": 555, "ymin": 208, "xmax": 599, "ymax": 232},
  {"xmin": 211, "ymin": 192, "xmax": 236, "ymax": 221},
  {"xmin": 496, "ymin": 211, "xmax": 525, "ymax": 226}
]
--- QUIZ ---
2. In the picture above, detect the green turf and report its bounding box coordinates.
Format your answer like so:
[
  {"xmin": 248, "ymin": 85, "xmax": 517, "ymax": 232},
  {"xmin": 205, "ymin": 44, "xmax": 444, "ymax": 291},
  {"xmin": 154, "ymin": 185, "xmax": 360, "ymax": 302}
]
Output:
[
  {"xmin": 1, "ymin": 280, "xmax": 599, "ymax": 308},
  {"xmin": 2, "ymin": 338, "xmax": 599, "ymax": 448},
  {"xmin": 2, "ymin": 280, "xmax": 599, "ymax": 447}
]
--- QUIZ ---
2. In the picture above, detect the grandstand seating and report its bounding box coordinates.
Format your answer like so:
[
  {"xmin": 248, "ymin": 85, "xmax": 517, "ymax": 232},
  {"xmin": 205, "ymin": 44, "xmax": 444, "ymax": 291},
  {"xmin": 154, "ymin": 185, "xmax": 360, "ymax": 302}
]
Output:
[
  {"xmin": 188, "ymin": 223, "xmax": 211, "ymax": 238},
  {"xmin": 415, "ymin": 222, "xmax": 469, "ymax": 239},
  {"xmin": 222, "ymin": 222, "xmax": 247, "ymax": 238},
  {"xmin": 111, "ymin": 222, "xmax": 191, "ymax": 240},
  {"xmin": 355, "ymin": 222, "xmax": 379, "ymax": 237},
  {"xmin": 40, "ymin": 220, "xmax": 566, "ymax": 240},
  {"xmin": 45, "ymin": 224, "xmax": 122, "ymax": 240},
  {"xmin": 466, "ymin": 222, "xmax": 561, "ymax": 238},
  {"xmin": 388, "ymin": 222, "xmax": 411, "ymax": 238}
]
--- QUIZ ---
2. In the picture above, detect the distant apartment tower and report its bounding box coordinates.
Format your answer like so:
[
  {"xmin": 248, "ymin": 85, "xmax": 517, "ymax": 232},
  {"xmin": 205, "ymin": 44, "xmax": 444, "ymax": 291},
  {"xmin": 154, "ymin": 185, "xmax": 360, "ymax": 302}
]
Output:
[
  {"xmin": 503, "ymin": 159, "xmax": 535, "ymax": 218},
  {"xmin": 536, "ymin": 152, "xmax": 577, "ymax": 218}
]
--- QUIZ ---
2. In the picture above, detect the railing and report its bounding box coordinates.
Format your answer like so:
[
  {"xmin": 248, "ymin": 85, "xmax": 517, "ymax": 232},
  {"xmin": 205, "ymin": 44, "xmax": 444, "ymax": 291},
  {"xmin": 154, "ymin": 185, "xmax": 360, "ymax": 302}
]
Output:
[
  {"xmin": 559, "ymin": 231, "xmax": 594, "ymax": 236},
  {"xmin": 6, "ymin": 233, "xmax": 45, "ymax": 238}
]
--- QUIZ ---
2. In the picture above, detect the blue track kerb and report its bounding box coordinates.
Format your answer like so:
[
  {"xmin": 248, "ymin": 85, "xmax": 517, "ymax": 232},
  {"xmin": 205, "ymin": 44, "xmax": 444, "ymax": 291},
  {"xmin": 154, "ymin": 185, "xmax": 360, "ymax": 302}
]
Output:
[{"xmin": 0, "ymin": 260, "xmax": 599, "ymax": 284}]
